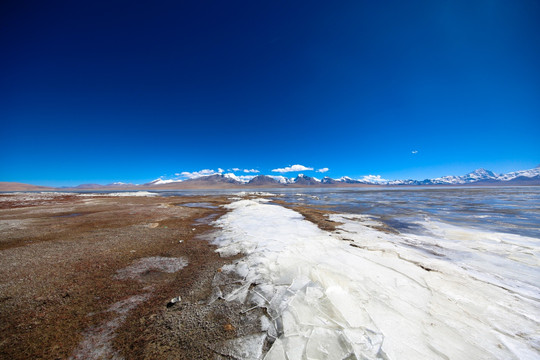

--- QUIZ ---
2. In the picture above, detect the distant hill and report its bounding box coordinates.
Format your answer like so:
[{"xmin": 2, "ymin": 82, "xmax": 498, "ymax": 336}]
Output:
[
  {"xmin": 247, "ymin": 175, "xmax": 280, "ymax": 186},
  {"xmin": 0, "ymin": 182, "xmax": 55, "ymax": 191},
  {"xmin": 72, "ymin": 183, "xmax": 107, "ymax": 189}
]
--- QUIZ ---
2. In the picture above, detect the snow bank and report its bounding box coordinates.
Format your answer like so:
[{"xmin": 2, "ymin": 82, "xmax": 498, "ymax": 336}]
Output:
[
  {"xmin": 234, "ymin": 191, "xmax": 279, "ymax": 197},
  {"xmin": 211, "ymin": 199, "xmax": 540, "ymax": 359},
  {"xmin": 78, "ymin": 191, "xmax": 158, "ymax": 197}
]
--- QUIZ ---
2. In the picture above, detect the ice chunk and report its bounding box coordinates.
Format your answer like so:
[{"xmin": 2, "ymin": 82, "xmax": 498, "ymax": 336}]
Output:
[
  {"xmin": 305, "ymin": 328, "xmax": 351, "ymax": 360},
  {"xmin": 214, "ymin": 333, "xmax": 267, "ymax": 360},
  {"xmin": 342, "ymin": 328, "xmax": 384, "ymax": 359},
  {"xmin": 282, "ymin": 335, "xmax": 308, "ymax": 359},
  {"xmin": 260, "ymin": 315, "xmax": 278, "ymax": 340},
  {"xmin": 325, "ymin": 286, "xmax": 374, "ymax": 328},
  {"xmin": 223, "ymin": 283, "xmax": 250, "ymax": 303},
  {"xmin": 263, "ymin": 338, "xmax": 286, "ymax": 360}
]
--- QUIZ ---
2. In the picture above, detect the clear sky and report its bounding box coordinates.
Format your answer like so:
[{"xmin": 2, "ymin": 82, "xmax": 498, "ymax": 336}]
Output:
[{"xmin": 1, "ymin": 1, "xmax": 539, "ymax": 186}]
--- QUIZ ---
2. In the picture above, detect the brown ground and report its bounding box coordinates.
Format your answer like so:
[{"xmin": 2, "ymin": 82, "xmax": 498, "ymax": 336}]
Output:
[
  {"xmin": 0, "ymin": 193, "xmax": 264, "ymax": 359},
  {"xmin": 272, "ymin": 199, "xmax": 343, "ymax": 231},
  {"xmin": 0, "ymin": 193, "xmax": 341, "ymax": 360}
]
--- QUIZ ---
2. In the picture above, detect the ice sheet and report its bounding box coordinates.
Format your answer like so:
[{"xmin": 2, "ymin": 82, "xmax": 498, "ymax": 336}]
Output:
[{"xmin": 212, "ymin": 199, "xmax": 540, "ymax": 359}]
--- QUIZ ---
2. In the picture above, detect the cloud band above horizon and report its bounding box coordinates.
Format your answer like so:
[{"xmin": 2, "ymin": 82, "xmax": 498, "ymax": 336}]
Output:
[{"xmin": 272, "ymin": 164, "xmax": 314, "ymax": 173}]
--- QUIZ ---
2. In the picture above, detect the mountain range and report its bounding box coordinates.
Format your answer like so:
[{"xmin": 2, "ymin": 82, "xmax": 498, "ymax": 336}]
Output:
[
  {"xmin": 141, "ymin": 166, "xmax": 540, "ymax": 188},
  {"xmin": 1, "ymin": 167, "xmax": 539, "ymax": 191}
]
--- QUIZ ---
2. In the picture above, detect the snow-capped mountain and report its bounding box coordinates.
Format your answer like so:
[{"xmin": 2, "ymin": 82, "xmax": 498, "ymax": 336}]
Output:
[
  {"xmin": 293, "ymin": 174, "xmax": 321, "ymax": 185},
  {"xmin": 335, "ymin": 176, "xmax": 361, "ymax": 184},
  {"xmin": 431, "ymin": 168, "xmax": 498, "ymax": 185},
  {"xmin": 147, "ymin": 178, "xmax": 182, "ymax": 185},
  {"xmin": 372, "ymin": 166, "xmax": 540, "ymax": 185},
  {"xmin": 269, "ymin": 175, "xmax": 294, "ymax": 184},
  {"xmin": 497, "ymin": 167, "xmax": 540, "ymax": 181},
  {"xmin": 223, "ymin": 173, "xmax": 253, "ymax": 183},
  {"xmin": 320, "ymin": 176, "xmax": 338, "ymax": 184},
  {"xmin": 185, "ymin": 174, "xmax": 242, "ymax": 185}
]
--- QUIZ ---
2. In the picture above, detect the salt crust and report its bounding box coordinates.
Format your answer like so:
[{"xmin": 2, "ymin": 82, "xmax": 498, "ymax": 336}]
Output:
[{"xmin": 211, "ymin": 199, "xmax": 540, "ymax": 360}]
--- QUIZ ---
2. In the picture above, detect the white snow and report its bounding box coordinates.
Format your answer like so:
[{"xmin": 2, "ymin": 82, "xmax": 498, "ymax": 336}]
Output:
[{"xmin": 211, "ymin": 199, "xmax": 540, "ymax": 359}]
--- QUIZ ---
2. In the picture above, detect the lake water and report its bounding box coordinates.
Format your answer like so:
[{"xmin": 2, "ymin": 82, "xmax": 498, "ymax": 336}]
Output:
[{"xmin": 155, "ymin": 186, "xmax": 540, "ymax": 238}]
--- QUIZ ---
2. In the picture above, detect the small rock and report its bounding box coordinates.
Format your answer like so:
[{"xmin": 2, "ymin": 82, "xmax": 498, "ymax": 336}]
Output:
[
  {"xmin": 166, "ymin": 296, "xmax": 181, "ymax": 308},
  {"xmin": 223, "ymin": 323, "xmax": 234, "ymax": 331}
]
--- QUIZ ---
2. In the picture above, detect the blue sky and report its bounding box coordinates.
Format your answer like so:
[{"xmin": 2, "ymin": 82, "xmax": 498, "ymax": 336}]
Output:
[{"xmin": 1, "ymin": 1, "xmax": 539, "ymax": 186}]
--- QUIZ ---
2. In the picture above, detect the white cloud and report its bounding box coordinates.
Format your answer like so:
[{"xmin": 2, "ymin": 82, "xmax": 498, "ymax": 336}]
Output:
[
  {"xmin": 412, "ymin": 150, "xmax": 418, "ymax": 154},
  {"xmin": 224, "ymin": 173, "xmax": 256, "ymax": 183},
  {"xmin": 360, "ymin": 175, "xmax": 388, "ymax": 184},
  {"xmin": 229, "ymin": 168, "xmax": 259, "ymax": 173},
  {"xmin": 180, "ymin": 169, "xmax": 220, "ymax": 179},
  {"xmin": 218, "ymin": 168, "xmax": 224, "ymax": 173},
  {"xmin": 317, "ymin": 167, "xmax": 329, "ymax": 173},
  {"xmin": 272, "ymin": 164, "xmax": 314, "ymax": 173}
]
